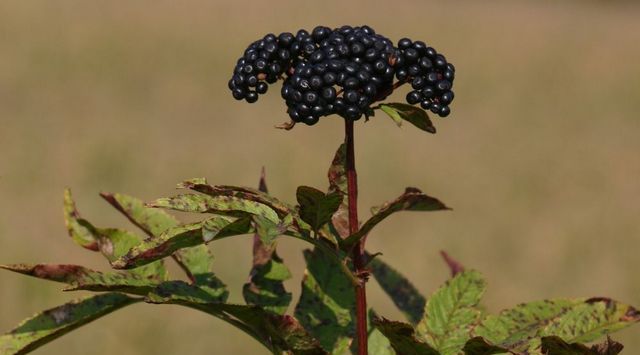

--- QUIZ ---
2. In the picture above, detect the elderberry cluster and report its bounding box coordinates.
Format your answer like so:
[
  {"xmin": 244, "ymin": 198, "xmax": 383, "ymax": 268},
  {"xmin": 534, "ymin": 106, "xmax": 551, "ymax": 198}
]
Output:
[{"xmin": 228, "ymin": 25, "xmax": 455, "ymax": 125}]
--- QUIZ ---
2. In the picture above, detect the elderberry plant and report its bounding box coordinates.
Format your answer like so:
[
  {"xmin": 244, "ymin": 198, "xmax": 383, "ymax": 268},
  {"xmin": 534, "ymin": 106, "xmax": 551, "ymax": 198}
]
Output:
[{"xmin": 1, "ymin": 25, "xmax": 638, "ymax": 355}]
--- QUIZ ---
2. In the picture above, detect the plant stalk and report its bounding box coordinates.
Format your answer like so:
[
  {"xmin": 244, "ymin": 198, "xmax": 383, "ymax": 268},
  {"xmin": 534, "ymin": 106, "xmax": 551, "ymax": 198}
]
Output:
[{"xmin": 345, "ymin": 119, "xmax": 368, "ymax": 355}]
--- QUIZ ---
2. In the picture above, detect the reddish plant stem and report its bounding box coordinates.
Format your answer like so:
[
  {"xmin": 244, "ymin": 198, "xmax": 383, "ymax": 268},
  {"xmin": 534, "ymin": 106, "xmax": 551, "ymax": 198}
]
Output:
[{"xmin": 345, "ymin": 119, "xmax": 368, "ymax": 355}]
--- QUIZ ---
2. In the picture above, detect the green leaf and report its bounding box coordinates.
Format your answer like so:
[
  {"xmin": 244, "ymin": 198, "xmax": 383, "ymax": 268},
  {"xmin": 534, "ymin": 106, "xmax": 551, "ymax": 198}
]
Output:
[
  {"xmin": 243, "ymin": 170, "xmax": 292, "ymax": 315},
  {"xmin": 462, "ymin": 337, "xmax": 509, "ymax": 355},
  {"xmin": 296, "ymin": 186, "xmax": 343, "ymax": 231},
  {"xmin": 150, "ymin": 192, "xmax": 280, "ymax": 224},
  {"xmin": 379, "ymin": 103, "xmax": 436, "ymax": 134},
  {"xmin": 0, "ymin": 264, "xmax": 159, "ymax": 295},
  {"xmin": 417, "ymin": 270, "xmax": 487, "ymax": 355},
  {"xmin": 178, "ymin": 177, "xmax": 295, "ymax": 218},
  {"xmin": 327, "ymin": 143, "xmax": 350, "ymax": 239},
  {"xmin": 146, "ymin": 282, "xmax": 325, "ymax": 354},
  {"xmin": 540, "ymin": 297, "xmax": 640, "ymax": 344},
  {"xmin": 295, "ymin": 248, "xmax": 356, "ymax": 352},
  {"xmin": 368, "ymin": 328, "xmax": 395, "ymax": 355},
  {"xmin": 0, "ymin": 293, "xmax": 139, "ymax": 355},
  {"xmin": 474, "ymin": 299, "xmax": 581, "ymax": 349},
  {"xmin": 369, "ymin": 256, "xmax": 426, "ymax": 325},
  {"xmin": 101, "ymin": 191, "xmax": 221, "ymax": 286},
  {"xmin": 342, "ymin": 188, "xmax": 450, "ymax": 251},
  {"xmin": 111, "ymin": 216, "xmax": 253, "ymax": 269},
  {"xmin": 63, "ymin": 189, "xmax": 167, "ymax": 280},
  {"xmin": 372, "ymin": 316, "xmax": 439, "ymax": 355}
]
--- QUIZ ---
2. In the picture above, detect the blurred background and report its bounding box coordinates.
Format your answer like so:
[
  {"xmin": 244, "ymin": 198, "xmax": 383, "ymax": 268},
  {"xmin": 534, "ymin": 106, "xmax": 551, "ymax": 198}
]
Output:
[{"xmin": 1, "ymin": 0, "xmax": 639, "ymax": 353}]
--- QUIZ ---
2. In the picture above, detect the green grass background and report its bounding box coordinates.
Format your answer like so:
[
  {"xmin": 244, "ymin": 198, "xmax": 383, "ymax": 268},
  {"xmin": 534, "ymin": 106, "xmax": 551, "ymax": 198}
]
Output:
[{"xmin": 1, "ymin": 0, "xmax": 639, "ymax": 353}]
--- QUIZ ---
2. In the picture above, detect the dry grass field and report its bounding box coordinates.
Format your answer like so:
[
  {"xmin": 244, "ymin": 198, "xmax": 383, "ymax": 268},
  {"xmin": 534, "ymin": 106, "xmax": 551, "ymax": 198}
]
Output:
[{"xmin": 1, "ymin": 1, "xmax": 639, "ymax": 353}]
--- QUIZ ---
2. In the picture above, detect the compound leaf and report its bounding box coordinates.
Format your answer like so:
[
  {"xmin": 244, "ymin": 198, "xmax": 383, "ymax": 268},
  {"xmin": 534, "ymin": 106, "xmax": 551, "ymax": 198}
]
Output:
[
  {"xmin": 0, "ymin": 293, "xmax": 139, "ymax": 355},
  {"xmin": 417, "ymin": 270, "xmax": 486, "ymax": 355}
]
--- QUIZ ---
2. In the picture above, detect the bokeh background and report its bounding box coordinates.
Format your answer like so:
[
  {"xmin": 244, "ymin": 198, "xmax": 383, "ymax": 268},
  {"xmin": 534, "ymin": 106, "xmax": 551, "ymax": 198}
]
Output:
[{"xmin": 1, "ymin": 0, "xmax": 639, "ymax": 353}]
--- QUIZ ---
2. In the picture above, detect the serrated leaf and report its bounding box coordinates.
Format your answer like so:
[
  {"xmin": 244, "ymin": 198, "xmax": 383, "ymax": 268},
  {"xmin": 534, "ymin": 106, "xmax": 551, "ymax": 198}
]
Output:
[
  {"xmin": 0, "ymin": 293, "xmax": 139, "ymax": 355},
  {"xmin": 342, "ymin": 188, "xmax": 450, "ymax": 251},
  {"xmin": 146, "ymin": 282, "xmax": 325, "ymax": 354},
  {"xmin": 462, "ymin": 337, "xmax": 509, "ymax": 355},
  {"xmin": 150, "ymin": 192, "xmax": 280, "ymax": 224},
  {"xmin": 372, "ymin": 317, "xmax": 439, "ymax": 355},
  {"xmin": 369, "ymin": 256, "xmax": 426, "ymax": 325},
  {"xmin": 540, "ymin": 297, "xmax": 640, "ymax": 343},
  {"xmin": 63, "ymin": 189, "xmax": 166, "ymax": 280},
  {"xmin": 379, "ymin": 103, "xmax": 436, "ymax": 134},
  {"xmin": 111, "ymin": 216, "xmax": 253, "ymax": 269},
  {"xmin": 297, "ymin": 186, "xmax": 343, "ymax": 232},
  {"xmin": 474, "ymin": 299, "xmax": 581, "ymax": 350},
  {"xmin": 243, "ymin": 170, "xmax": 292, "ymax": 315},
  {"xmin": 295, "ymin": 248, "xmax": 356, "ymax": 352},
  {"xmin": 417, "ymin": 270, "xmax": 486, "ymax": 355},
  {"xmin": 0, "ymin": 264, "xmax": 159, "ymax": 295},
  {"xmin": 327, "ymin": 143, "xmax": 350, "ymax": 239}
]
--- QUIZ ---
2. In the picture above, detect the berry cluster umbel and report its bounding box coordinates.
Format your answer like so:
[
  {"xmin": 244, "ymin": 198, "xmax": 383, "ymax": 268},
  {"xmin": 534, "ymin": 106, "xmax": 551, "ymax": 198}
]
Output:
[{"xmin": 228, "ymin": 25, "xmax": 455, "ymax": 125}]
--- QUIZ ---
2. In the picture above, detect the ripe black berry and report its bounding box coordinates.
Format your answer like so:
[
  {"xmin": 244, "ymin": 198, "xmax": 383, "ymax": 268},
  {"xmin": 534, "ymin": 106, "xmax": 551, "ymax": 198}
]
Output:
[{"xmin": 228, "ymin": 25, "xmax": 456, "ymax": 124}]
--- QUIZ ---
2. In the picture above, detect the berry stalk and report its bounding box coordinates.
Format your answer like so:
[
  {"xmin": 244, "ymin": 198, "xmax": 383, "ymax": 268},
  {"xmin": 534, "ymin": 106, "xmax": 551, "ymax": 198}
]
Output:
[{"xmin": 345, "ymin": 119, "xmax": 368, "ymax": 355}]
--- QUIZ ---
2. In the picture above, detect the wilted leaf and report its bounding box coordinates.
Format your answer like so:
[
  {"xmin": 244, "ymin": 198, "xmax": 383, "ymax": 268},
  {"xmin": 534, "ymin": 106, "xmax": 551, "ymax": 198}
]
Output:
[
  {"xmin": 369, "ymin": 256, "xmax": 426, "ymax": 325},
  {"xmin": 372, "ymin": 317, "xmax": 439, "ymax": 355},
  {"xmin": 417, "ymin": 270, "xmax": 486, "ymax": 355},
  {"xmin": 295, "ymin": 248, "xmax": 356, "ymax": 352},
  {"xmin": 63, "ymin": 189, "xmax": 166, "ymax": 280},
  {"xmin": 111, "ymin": 216, "xmax": 253, "ymax": 269},
  {"xmin": 0, "ymin": 264, "xmax": 159, "ymax": 295},
  {"xmin": 379, "ymin": 103, "xmax": 436, "ymax": 134},
  {"xmin": 590, "ymin": 336, "xmax": 624, "ymax": 355},
  {"xmin": 0, "ymin": 293, "xmax": 139, "ymax": 355},
  {"xmin": 327, "ymin": 143, "xmax": 350, "ymax": 239},
  {"xmin": 296, "ymin": 186, "xmax": 343, "ymax": 231},
  {"xmin": 440, "ymin": 251, "xmax": 465, "ymax": 278},
  {"xmin": 178, "ymin": 177, "xmax": 295, "ymax": 218},
  {"xmin": 243, "ymin": 170, "xmax": 292, "ymax": 315},
  {"xmin": 146, "ymin": 282, "xmax": 325, "ymax": 354},
  {"xmin": 149, "ymin": 192, "xmax": 280, "ymax": 224},
  {"xmin": 540, "ymin": 336, "xmax": 600, "ymax": 355},
  {"xmin": 342, "ymin": 187, "xmax": 449, "ymax": 251}
]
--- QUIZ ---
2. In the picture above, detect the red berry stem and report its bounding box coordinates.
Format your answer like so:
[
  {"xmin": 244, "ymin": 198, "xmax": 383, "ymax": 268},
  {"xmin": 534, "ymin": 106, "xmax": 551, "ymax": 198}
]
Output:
[{"xmin": 345, "ymin": 119, "xmax": 368, "ymax": 355}]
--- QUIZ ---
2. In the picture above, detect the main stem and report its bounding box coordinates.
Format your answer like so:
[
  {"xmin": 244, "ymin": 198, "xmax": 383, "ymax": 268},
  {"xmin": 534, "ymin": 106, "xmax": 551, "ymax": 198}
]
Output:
[{"xmin": 345, "ymin": 119, "xmax": 368, "ymax": 355}]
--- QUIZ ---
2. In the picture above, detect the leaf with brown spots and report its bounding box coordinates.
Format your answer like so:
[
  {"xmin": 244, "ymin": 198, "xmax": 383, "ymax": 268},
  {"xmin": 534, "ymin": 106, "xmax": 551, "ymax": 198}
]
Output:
[
  {"xmin": 342, "ymin": 187, "xmax": 450, "ymax": 251},
  {"xmin": 326, "ymin": 143, "xmax": 350, "ymax": 239},
  {"xmin": 417, "ymin": 270, "xmax": 486, "ymax": 355},
  {"xmin": 63, "ymin": 189, "xmax": 167, "ymax": 280},
  {"xmin": 243, "ymin": 170, "xmax": 292, "ymax": 315},
  {"xmin": 146, "ymin": 281, "xmax": 324, "ymax": 355},
  {"xmin": 372, "ymin": 316, "xmax": 439, "ymax": 355},
  {"xmin": 111, "ymin": 216, "xmax": 253, "ymax": 269},
  {"xmin": 0, "ymin": 293, "xmax": 139, "ymax": 355},
  {"xmin": 101, "ymin": 191, "xmax": 223, "ymax": 287},
  {"xmin": 294, "ymin": 248, "xmax": 356, "ymax": 353},
  {"xmin": 368, "ymin": 255, "xmax": 426, "ymax": 325},
  {"xmin": 0, "ymin": 264, "xmax": 160, "ymax": 295}
]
